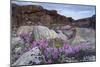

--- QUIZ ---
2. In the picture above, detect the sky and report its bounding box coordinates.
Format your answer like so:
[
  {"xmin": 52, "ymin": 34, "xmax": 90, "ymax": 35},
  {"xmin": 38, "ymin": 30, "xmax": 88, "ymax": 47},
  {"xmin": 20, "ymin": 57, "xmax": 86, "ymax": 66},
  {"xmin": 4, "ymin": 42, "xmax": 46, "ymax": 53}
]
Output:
[{"xmin": 12, "ymin": 1, "xmax": 96, "ymax": 20}]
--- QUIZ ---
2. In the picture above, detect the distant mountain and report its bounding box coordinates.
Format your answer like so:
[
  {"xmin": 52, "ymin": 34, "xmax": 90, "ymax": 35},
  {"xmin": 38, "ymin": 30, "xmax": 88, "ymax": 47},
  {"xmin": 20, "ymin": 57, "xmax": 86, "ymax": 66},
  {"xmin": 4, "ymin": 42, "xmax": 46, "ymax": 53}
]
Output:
[{"xmin": 73, "ymin": 15, "xmax": 96, "ymax": 29}]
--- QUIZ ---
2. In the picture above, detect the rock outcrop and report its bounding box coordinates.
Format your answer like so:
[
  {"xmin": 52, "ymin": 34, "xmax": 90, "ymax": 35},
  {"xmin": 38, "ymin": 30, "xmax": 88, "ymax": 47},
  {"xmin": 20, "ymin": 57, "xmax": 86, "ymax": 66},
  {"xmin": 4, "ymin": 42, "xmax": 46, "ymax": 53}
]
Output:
[
  {"xmin": 11, "ymin": 4, "xmax": 73, "ymax": 29},
  {"xmin": 11, "ymin": 3, "xmax": 96, "ymax": 31},
  {"xmin": 16, "ymin": 25, "xmax": 68, "ymax": 41},
  {"xmin": 12, "ymin": 47, "xmax": 44, "ymax": 66},
  {"xmin": 70, "ymin": 28, "xmax": 96, "ymax": 50}
]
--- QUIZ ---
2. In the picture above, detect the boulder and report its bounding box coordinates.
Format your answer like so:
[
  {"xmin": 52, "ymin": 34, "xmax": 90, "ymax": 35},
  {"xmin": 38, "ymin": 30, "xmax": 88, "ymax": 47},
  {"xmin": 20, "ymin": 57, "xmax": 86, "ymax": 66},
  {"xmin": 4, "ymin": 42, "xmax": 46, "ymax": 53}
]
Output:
[
  {"xmin": 56, "ymin": 30, "xmax": 68, "ymax": 42},
  {"xmin": 32, "ymin": 26, "xmax": 68, "ymax": 41},
  {"xmin": 17, "ymin": 26, "xmax": 33, "ymax": 36},
  {"xmin": 11, "ymin": 36, "xmax": 25, "ymax": 50},
  {"xmin": 32, "ymin": 26, "xmax": 58, "ymax": 40},
  {"xmin": 70, "ymin": 28, "xmax": 95, "ymax": 50},
  {"xmin": 12, "ymin": 47, "xmax": 44, "ymax": 66}
]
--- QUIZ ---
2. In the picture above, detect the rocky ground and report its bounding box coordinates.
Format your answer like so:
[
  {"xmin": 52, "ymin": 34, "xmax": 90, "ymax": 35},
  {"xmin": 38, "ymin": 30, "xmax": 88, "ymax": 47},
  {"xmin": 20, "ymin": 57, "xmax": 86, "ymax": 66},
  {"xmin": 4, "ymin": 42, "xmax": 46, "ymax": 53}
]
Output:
[{"xmin": 11, "ymin": 3, "xmax": 96, "ymax": 66}]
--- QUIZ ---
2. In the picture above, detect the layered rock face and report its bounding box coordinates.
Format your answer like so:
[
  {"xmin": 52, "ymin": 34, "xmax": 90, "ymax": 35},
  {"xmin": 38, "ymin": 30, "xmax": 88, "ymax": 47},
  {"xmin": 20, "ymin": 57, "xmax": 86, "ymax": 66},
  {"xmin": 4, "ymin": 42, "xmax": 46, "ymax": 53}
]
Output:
[
  {"xmin": 11, "ymin": 4, "xmax": 96, "ymax": 30},
  {"xmin": 11, "ymin": 4, "xmax": 73, "ymax": 29}
]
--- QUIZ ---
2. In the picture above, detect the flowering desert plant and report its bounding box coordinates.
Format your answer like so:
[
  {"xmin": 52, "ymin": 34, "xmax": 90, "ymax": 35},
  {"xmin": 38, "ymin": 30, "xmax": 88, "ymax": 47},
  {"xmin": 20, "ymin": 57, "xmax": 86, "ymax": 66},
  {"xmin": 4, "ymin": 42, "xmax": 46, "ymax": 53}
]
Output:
[
  {"xmin": 42, "ymin": 42, "xmax": 90, "ymax": 63},
  {"xmin": 19, "ymin": 32, "xmax": 91, "ymax": 64}
]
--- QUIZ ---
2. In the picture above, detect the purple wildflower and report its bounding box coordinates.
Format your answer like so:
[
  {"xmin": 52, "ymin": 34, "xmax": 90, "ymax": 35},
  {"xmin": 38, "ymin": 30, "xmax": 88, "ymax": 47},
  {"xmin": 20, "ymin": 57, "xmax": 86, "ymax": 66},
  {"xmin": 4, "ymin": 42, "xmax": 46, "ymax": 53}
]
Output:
[
  {"xmin": 31, "ymin": 39, "xmax": 48, "ymax": 48},
  {"xmin": 52, "ymin": 48, "xmax": 59, "ymax": 59},
  {"xmin": 63, "ymin": 43, "xmax": 70, "ymax": 49},
  {"xmin": 59, "ymin": 48, "xmax": 63, "ymax": 53},
  {"xmin": 43, "ymin": 48, "xmax": 52, "ymax": 59},
  {"xmin": 47, "ymin": 59, "xmax": 52, "ymax": 64},
  {"xmin": 39, "ymin": 39, "xmax": 48, "ymax": 48},
  {"xmin": 31, "ymin": 41, "xmax": 38, "ymax": 47},
  {"xmin": 73, "ymin": 45, "xmax": 81, "ymax": 53},
  {"xmin": 20, "ymin": 32, "xmax": 32, "ymax": 43}
]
